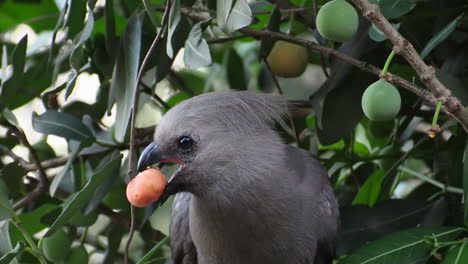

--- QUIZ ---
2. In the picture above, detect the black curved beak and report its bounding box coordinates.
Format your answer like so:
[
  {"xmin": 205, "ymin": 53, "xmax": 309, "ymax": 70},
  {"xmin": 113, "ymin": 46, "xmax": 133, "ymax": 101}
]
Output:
[{"xmin": 137, "ymin": 142, "xmax": 183, "ymax": 205}]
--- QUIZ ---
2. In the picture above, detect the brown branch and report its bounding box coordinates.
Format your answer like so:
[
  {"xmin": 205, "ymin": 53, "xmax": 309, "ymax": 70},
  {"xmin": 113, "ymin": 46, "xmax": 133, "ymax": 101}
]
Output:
[
  {"xmin": 349, "ymin": 0, "xmax": 468, "ymax": 131},
  {"xmin": 7, "ymin": 128, "xmax": 49, "ymax": 209},
  {"xmin": 0, "ymin": 145, "xmax": 28, "ymax": 167}
]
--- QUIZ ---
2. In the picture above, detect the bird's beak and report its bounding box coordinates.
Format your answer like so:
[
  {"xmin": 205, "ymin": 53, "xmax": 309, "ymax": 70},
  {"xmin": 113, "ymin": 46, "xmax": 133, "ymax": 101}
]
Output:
[{"xmin": 137, "ymin": 142, "xmax": 184, "ymax": 205}]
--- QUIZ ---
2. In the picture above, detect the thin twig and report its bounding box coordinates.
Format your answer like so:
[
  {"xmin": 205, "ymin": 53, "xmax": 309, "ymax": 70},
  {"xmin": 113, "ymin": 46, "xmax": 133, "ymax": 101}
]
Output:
[
  {"xmin": 399, "ymin": 167, "xmax": 464, "ymax": 194},
  {"xmin": 125, "ymin": 0, "xmax": 173, "ymax": 263},
  {"xmin": 141, "ymin": 82, "xmax": 171, "ymax": 110},
  {"xmin": 7, "ymin": 128, "xmax": 49, "ymax": 209},
  {"xmin": 349, "ymin": 0, "xmax": 468, "ymax": 131},
  {"xmin": 207, "ymin": 35, "xmax": 250, "ymax": 44},
  {"xmin": 0, "ymin": 145, "xmax": 28, "ymax": 167}
]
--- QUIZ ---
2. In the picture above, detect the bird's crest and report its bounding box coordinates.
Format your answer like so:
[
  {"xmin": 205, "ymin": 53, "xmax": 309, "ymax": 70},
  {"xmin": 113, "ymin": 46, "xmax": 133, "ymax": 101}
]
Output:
[{"xmin": 161, "ymin": 91, "xmax": 289, "ymax": 135}]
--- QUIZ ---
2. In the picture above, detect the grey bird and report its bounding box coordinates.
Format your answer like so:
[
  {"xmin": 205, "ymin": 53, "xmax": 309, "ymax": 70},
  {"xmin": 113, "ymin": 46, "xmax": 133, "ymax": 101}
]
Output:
[{"xmin": 137, "ymin": 91, "xmax": 339, "ymax": 264}]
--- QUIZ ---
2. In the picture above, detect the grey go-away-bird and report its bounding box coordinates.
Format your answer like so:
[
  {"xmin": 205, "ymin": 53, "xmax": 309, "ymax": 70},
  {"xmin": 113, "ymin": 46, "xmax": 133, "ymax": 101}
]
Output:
[{"xmin": 137, "ymin": 91, "xmax": 339, "ymax": 264}]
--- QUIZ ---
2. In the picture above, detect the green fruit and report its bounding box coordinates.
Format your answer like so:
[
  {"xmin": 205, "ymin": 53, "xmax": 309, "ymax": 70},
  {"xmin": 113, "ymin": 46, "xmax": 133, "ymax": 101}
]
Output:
[
  {"xmin": 66, "ymin": 245, "xmax": 88, "ymax": 264},
  {"xmin": 367, "ymin": 120, "xmax": 394, "ymax": 139},
  {"xmin": 266, "ymin": 40, "xmax": 309, "ymax": 78},
  {"xmin": 316, "ymin": 0, "xmax": 359, "ymax": 42},
  {"xmin": 362, "ymin": 80, "xmax": 401, "ymax": 121},
  {"xmin": 69, "ymin": 210, "xmax": 98, "ymax": 227},
  {"xmin": 41, "ymin": 229, "xmax": 72, "ymax": 262}
]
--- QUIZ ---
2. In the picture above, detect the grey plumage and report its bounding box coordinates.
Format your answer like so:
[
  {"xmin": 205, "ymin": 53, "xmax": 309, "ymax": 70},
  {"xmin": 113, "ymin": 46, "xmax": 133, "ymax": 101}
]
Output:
[{"xmin": 138, "ymin": 91, "xmax": 339, "ymax": 264}]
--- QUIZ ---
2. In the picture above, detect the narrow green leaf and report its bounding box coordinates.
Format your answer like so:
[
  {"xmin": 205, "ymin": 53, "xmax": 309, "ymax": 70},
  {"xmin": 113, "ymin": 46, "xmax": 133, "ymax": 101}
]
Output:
[
  {"xmin": 0, "ymin": 46, "xmax": 7, "ymax": 88},
  {"xmin": 379, "ymin": 0, "xmax": 416, "ymax": 19},
  {"xmin": 441, "ymin": 243, "xmax": 468, "ymax": 264},
  {"xmin": 224, "ymin": 0, "xmax": 253, "ymax": 33},
  {"xmin": 0, "ymin": 179, "xmax": 12, "ymax": 221},
  {"xmin": 224, "ymin": 49, "xmax": 248, "ymax": 91},
  {"xmin": 109, "ymin": 11, "xmax": 143, "ymax": 143},
  {"xmin": 105, "ymin": 0, "xmax": 117, "ymax": 58},
  {"xmin": 167, "ymin": 0, "xmax": 181, "ymax": 59},
  {"xmin": 32, "ymin": 110, "xmax": 93, "ymax": 141},
  {"xmin": 353, "ymin": 170, "xmax": 385, "ymax": 207},
  {"xmin": 65, "ymin": 0, "xmax": 88, "ymax": 38},
  {"xmin": 49, "ymin": 139, "xmax": 92, "ymax": 197},
  {"xmin": 341, "ymin": 227, "xmax": 464, "ymax": 264},
  {"xmin": 0, "ymin": 241, "xmax": 26, "ymax": 264},
  {"xmin": 142, "ymin": 0, "xmax": 160, "ymax": 27},
  {"xmin": 217, "ymin": 0, "xmax": 233, "ymax": 30},
  {"xmin": 65, "ymin": 0, "xmax": 96, "ymax": 99},
  {"xmin": 0, "ymin": 221, "xmax": 18, "ymax": 264},
  {"xmin": 259, "ymin": 5, "xmax": 281, "ymax": 59},
  {"xmin": 463, "ymin": 139, "xmax": 468, "ymax": 226},
  {"xmin": 184, "ymin": 19, "xmax": 212, "ymax": 69},
  {"xmin": 420, "ymin": 14, "xmax": 463, "ymax": 59},
  {"xmin": 45, "ymin": 154, "xmax": 122, "ymax": 237},
  {"xmin": 136, "ymin": 236, "xmax": 170, "ymax": 264},
  {"xmin": 103, "ymin": 222, "xmax": 126, "ymax": 264},
  {"xmin": 2, "ymin": 109, "xmax": 19, "ymax": 128}
]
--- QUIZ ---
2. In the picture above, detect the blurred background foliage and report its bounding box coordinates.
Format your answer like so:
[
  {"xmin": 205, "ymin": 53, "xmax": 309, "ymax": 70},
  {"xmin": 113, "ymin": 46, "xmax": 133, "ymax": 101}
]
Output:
[{"xmin": 0, "ymin": 0, "xmax": 468, "ymax": 263}]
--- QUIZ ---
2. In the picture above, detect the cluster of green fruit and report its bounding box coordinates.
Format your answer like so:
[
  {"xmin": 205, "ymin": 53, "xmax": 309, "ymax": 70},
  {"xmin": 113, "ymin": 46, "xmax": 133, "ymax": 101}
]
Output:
[{"xmin": 267, "ymin": 0, "xmax": 359, "ymax": 78}]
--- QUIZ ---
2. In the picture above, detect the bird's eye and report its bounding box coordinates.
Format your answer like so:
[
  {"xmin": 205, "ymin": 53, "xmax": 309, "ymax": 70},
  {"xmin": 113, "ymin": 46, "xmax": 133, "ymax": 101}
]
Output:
[{"xmin": 178, "ymin": 136, "xmax": 194, "ymax": 150}]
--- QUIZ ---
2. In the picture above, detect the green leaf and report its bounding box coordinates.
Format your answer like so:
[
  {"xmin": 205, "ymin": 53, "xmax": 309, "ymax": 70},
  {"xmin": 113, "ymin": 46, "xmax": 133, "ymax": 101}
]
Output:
[
  {"xmin": 224, "ymin": 49, "xmax": 248, "ymax": 91},
  {"xmin": 65, "ymin": 0, "xmax": 88, "ymax": 38},
  {"xmin": 108, "ymin": 12, "xmax": 143, "ymax": 143},
  {"xmin": 353, "ymin": 170, "xmax": 385, "ymax": 207},
  {"xmin": 136, "ymin": 236, "xmax": 170, "ymax": 264},
  {"xmin": 379, "ymin": 0, "xmax": 417, "ymax": 19},
  {"xmin": 420, "ymin": 14, "xmax": 463, "ymax": 60},
  {"xmin": 32, "ymin": 110, "xmax": 93, "ymax": 141},
  {"xmin": 217, "ymin": 0, "xmax": 233, "ymax": 30},
  {"xmin": 102, "ymin": 222, "xmax": 126, "ymax": 264},
  {"xmin": 0, "ymin": 163, "xmax": 25, "ymax": 195},
  {"xmin": 224, "ymin": 0, "xmax": 253, "ymax": 34},
  {"xmin": 1, "ymin": 35, "xmax": 27, "ymax": 110},
  {"xmin": 1, "ymin": 46, "xmax": 7, "ymax": 88},
  {"xmin": 441, "ymin": 243, "xmax": 468, "ymax": 264},
  {"xmin": 0, "ymin": 241, "xmax": 26, "ymax": 264},
  {"xmin": 167, "ymin": 0, "xmax": 181, "ymax": 59},
  {"xmin": 0, "ymin": 179, "xmax": 12, "ymax": 221},
  {"xmin": 0, "ymin": 221, "xmax": 18, "ymax": 264},
  {"xmin": 259, "ymin": 5, "xmax": 281, "ymax": 59},
  {"xmin": 341, "ymin": 227, "xmax": 464, "ymax": 264},
  {"xmin": 463, "ymin": 139, "xmax": 468, "ymax": 226},
  {"xmin": 49, "ymin": 139, "xmax": 93, "ymax": 197},
  {"xmin": 65, "ymin": 0, "xmax": 96, "ymax": 99},
  {"xmin": 2, "ymin": 108, "xmax": 18, "ymax": 128},
  {"xmin": 184, "ymin": 19, "xmax": 212, "ymax": 69},
  {"xmin": 142, "ymin": 0, "xmax": 160, "ymax": 27},
  {"xmin": 105, "ymin": 0, "xmax": 117, "ymax": 58},
  {"xmin": 0, "ymin": 0, "xmax": 58, "ymax": 33},
  {"xmin": 45, "ymin": 154, "xmax": 122, "ymax": 237},
  {"xmin": 369, "ymin": 23, "xmax": 400, "ymax": 42}
]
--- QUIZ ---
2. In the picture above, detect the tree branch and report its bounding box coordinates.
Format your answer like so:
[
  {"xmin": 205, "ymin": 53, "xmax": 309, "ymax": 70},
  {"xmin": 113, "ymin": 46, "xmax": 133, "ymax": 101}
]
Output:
[
  {"xmin": 7, "ymin": 128, "xmax": 49, "ymax": 209},
  {"xmin": 349, "ymin": 0, "xmax": 468, "ymax": 131}
]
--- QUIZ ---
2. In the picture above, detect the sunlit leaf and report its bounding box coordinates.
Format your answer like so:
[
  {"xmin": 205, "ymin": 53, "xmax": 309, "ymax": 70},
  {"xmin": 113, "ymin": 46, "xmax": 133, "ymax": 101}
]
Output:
[
  {"xmin": 0, "ymin": 241, "xmax": 26, "ymax": 264},
  {"xmin": 224, "ymin": 0, "xmax": 253, "ymax": 33},
  {"xmin": 353, "ymin": 170, "xmax": 384, "ymax": 207},
  {"xmin": 217, "ymin": 0, "xmax": 233, "ymax": 30},
  {"xmin": 184, "ymin": 19, "xmax": 212, "ymax": 69}
]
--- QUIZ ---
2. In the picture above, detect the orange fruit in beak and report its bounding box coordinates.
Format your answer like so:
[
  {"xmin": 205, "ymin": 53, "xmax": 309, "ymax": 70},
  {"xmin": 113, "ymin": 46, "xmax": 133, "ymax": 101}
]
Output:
[{"xmin": 126, "ymin": 168, "xmax": 167, "ymax": 207}]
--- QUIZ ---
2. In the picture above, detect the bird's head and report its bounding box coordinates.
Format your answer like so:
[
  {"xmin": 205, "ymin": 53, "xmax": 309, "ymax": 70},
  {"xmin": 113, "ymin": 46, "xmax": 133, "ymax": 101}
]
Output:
[{"xmin": 137, "ymin": 91, "xmax": 289, "ymax": 204}]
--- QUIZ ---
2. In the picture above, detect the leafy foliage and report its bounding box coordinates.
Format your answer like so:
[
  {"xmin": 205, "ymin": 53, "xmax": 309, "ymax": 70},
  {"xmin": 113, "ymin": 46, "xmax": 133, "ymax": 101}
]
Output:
[{"xmin": 0, "ymin": 0, "xmax": 468, "ymax": 263}]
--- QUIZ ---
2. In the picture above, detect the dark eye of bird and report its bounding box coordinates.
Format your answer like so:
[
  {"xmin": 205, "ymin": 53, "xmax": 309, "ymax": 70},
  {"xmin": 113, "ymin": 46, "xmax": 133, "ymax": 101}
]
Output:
[{"xmin": 178, "ymin": 136, "xmax": 194, "ymax": 150}]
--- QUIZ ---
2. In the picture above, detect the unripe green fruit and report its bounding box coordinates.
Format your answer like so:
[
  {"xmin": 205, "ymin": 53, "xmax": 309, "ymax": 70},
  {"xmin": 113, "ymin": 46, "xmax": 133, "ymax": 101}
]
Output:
[
  {"xmin": 266, "ymin": 40, "xmax": 309, "ymax": 78},
  {"xmin": 316, "ymin": 0, "xmax": 359, "ymax": 42},
  {"xmin": 41, "ymin": 229, "xmax": 72, "ymax": 262},
  {"xmin": 362, "ymin": 80, "xmax": 401, "ymax": 121},
  {"xmin": 66, "ymin": 245, "xmax": 89, "ymax": 264}
]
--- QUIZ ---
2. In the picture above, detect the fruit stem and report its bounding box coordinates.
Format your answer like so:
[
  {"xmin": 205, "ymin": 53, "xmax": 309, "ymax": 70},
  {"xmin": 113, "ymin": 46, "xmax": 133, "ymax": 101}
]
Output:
[
  {"xmin": 431, "ymin": 100, "xmax": 443, "ymax": 127},
  {"xmin": 381, "ymin": 50, "xmax": 396, "ymax": 76}
]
